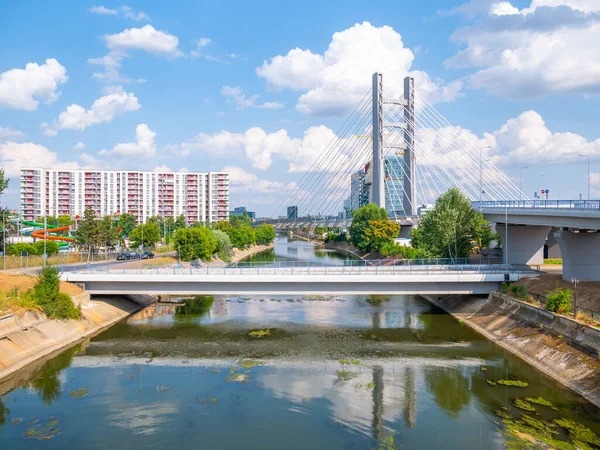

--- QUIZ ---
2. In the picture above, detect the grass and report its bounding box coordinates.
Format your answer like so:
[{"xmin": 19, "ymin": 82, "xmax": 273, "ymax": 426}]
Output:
[{"xmin": 544, "ymin": 259, "xmax": 563, "ymax": 265}]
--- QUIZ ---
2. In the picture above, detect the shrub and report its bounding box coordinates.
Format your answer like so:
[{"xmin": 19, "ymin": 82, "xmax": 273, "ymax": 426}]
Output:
[
  {"xmin": 32, "ymin": 266, "xmax": 80, "ymax": 320},
  {"xmin": 501, "ymin": 282, "xmax": 509, "ymax": 294},
  {"xmin": 399, "ymin": 245, "xmax": 429, "ymax": 260},
  {"xmin": 227, "ymin": 225, "xmax": 255, "ymax": 249},
  {"xmin": 32, "ymin": 240, "xmax": 60, "ymax": 256},
  {"xmin": 7, "ymin": 242, "xmax": 36, "ymax": 256},
  {"xmin": 255, "ymin": 224, "xmax": 276, "ymax": 245},
  {"xmin": 211, "ymin": 229, "xmax": 233, "ymax": 261},
  {"xmin": 545, "ymin": 287, "xmax": 573, "ymax": 315},
  {"xmin": 173, "ymin": 227, "xmax": 218, "ymax": 261},
  {"xmin": 379, "ymin": 241, "xmax": 403, "ymax": 257},
  {"xmin": 510, "ymin": 284, "xmax": 527, "ymax": 299}
]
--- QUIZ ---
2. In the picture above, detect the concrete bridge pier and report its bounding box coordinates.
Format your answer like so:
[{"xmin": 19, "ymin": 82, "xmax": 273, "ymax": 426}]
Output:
[
  {"xmin": 496, "ymin": 224, "xmax": 551, "ymax": 266},
  {"xmin": 555, "ymin": 230, "xmax": 600, "ymax": 281},
  {"xmin": 546, "ymin": 228, "xmax": 562, "ymax": 259}
]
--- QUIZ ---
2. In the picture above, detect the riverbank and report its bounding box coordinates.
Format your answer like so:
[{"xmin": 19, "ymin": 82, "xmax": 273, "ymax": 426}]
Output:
[
  {"xmin": 323, "ymin": 241, "xmax": 385, "ymax": 260},
  {"xmin": 426, "ymin": 292, "xmax": 600, "ymax": 408},
  {"xmin": 0, "ymin": 293, "xmax": 154, "ymax": 383},
  {"xmin": 230, "ymin": 242, "xmax": 275, "ymax": 263}
]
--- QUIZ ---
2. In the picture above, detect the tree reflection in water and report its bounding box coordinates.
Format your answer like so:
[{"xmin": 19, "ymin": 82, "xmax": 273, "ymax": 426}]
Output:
[
  {"xmin": 0, "ymin": 398, "xmax": 9, "ymax": 425},
  {"xmin": 25, "ymin": 344, "xmax": 80, "ymax": 406},
  {"xmin": 174, "ymin": 296, "xmax": 215, "ymax": 320},
  {"xmin": 425, "ymin": 367, "xmax": 472, "ymax": 419}
]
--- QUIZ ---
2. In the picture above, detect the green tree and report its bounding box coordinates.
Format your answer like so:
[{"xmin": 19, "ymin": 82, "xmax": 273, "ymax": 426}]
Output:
[
  {"xmin": 348, "ymin": 203, "xmax": 389, "ymax": 249},
  {"xmin": 227, "ymin": 225, "xmax": 255, "ymax": 249},
  {"xmin": 118, "ymin": 213, "xmax": 137, "ymax": 237},
  {"xmin": 0, "ymin": 169, "xmax": 8, "ymax": 255},
  {"xmin": 57, "ymin": 214, "xmax": 73, "ymax": 227},
  {"xmin": 230, "ymin": 213, "xmax": 252, "ymax": 227},
  {"xmin": 314, "ymin": 227, "xmax": 328, "ymax": 235},
  {"xmin": 424, "ymin": 367, "xmax": 472, "ymax": 419},
  {"xmin": 75, "ymin": 208, "xmax": 100, "ymax": 257},
  {"xmin": 414, "ymin": 188, "xmax": 484, "ymax": 259},
  {"xmin": 211, "ymin": 229, "xmax": 233, "ymax": 261},
  {"xmin": 0, "ymin": 169, "xmax": 8, "ymax": 196},
  {"xmin": 173, "ymin": 227, "xmax": 218, "ymax": 261},
  {"xmin": 255, "ymin": 224, "xmax": 276, "ymax": 245},
  {"xmin": 32, "ymin": 266, "xmax": 80, "ymax": 320},
  {"xmin": 97, "ymin": 216, "xmax": 118, "ymax": 252},
  {"xmin": 174, "ymin": 213, "xmax": 187, "ymax": 231},
  {"xmin": 361, "ymin": 219, "xmax": 400, "ymax": 253},
  {"xmin": 129, "ymin": 222, "xmax": 161, "ymax": 249}
]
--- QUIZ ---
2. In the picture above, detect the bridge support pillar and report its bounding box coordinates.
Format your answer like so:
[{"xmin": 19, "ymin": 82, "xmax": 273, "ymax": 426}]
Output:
[
  {"xmin": 546, "ymin": 228, "xmax": 562, "ymax": 259},
  {"xmin": 555, "ymin": 230, "xmax": 600, "ymax": 281},
  {"xmin": 496, "ymin": 224, "xmax": 550, "ymax": 266}
]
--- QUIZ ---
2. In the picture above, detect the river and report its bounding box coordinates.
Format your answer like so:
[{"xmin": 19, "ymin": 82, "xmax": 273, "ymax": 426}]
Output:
[{"xmin": 1, "ymin": 235, "xmax": 600, "ymax": 449}]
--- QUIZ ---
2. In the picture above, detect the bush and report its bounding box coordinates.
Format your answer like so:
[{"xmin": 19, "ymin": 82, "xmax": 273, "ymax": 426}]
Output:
[
  {"xmin": 398, "ymin": 245, "xmax": 429, "ymax": 260},
  {"xmin": 32, "ymin": 266, "xmax": 80, "ymax": 320},
  {"xmin": 227, "ymin": 225, "xmax": 255, "ymax": 249},
  {"xmin": 545, "ymin": 287, "xmax": 573, "ymax": 315},
  {"xmin": 501, "ymin": 282, "xmax": 509, "ymax": 294},
  {"xmin": 173, "ymin": 227, "xmax": 218, "ymax": 261},
  {"xmin": 379, "ymin": 241, "xmax": 403, "ymax": 257},
  {"xmin": 7, "ymin": 242, "xmax": 36, "ymax": 256},
  {"xmin": 510, "ymin": 284, "xmax": 527, "ymax": 299},
  {"xmin": 325, "ymin": 231, "xmax": 348, "ymax": 243},
  {"xmin": 32, "ymin": 240, "xmax": 60, "ymax": 256},
  {"xmin": 255, "ymin": 224, "xmax": 276, "ymax": 245}
]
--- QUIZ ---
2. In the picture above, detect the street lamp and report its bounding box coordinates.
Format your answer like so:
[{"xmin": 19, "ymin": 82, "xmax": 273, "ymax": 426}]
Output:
[
  {"xmin": 578, "ymin": 155, "xmax": 590, "ymax": 201},
  {"xmin": 479, "ymin": 146, "xmax": 492, "ymax": 208},
  {"xmin": 519, "ymin": 166, "xmax": 528, "ymax": 203}
]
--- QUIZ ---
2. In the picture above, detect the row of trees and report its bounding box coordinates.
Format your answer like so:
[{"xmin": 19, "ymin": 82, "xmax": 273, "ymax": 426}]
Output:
[
  {"xmin": 173, "ymin": 213, "xmax": 276, "ymax": 262},
  {"xmin": 326, "ymin": 188, "xmax": 499, "ymax": 260}
]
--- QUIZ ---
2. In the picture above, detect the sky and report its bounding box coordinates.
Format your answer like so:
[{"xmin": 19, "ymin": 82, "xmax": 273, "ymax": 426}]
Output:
[{"xmin": 1, "ymin": 0, "xmax": 599, "ymax": 217}]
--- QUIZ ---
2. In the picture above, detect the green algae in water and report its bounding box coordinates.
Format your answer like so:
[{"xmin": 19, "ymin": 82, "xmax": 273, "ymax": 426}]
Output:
[
  {"xmin": 554, "ymin": 418, "xmax": 600, "ymax": 446},
  {"xmin": 486, "ymin": 380, "xmax": 497, "ymax": 386},
  {"xmin": 24, "ymin": 419, "xmax": 60, "ymax": 440},
  {"xmin": 248, "ymin": 329, "xmax": 273, "ymax": 338},
  {"xmin": 376, "ymin": 432, "xmax": 402, "ymax": 450},
  {"xmin": 513, "ymin": 398, "xmax": 537, "ymax": 412},
  {"xmin": 525, "ymin": 397, "xmax": 553, "ymax": 407},
  {"xmin": 335, "ymin": 370, "xmax": 358, "ymax": 382},
  {"xmin": 210, "ymin": 397, "xmax": 217, "ymax": 404},
  {"xmin": 156, "ymin": 385, "xmax": 171, "ymax": 392},
  {"xmin": 338, "ymin": 359, "xmax": 361, "ymax": 366},
  {"xmin": 237, "ymin": 359, "xmax": 265, "ymax": 368},
  {"xmin": 497, "ymin": 379, "xmax": 529, "ymax": 387},
  {"xmin": 366, "ymin": 382, "xmax": 374, "ymax": 389},
  {"xmin": 69, "ymin": 388, "xmax": 88, "ymax": 398}
]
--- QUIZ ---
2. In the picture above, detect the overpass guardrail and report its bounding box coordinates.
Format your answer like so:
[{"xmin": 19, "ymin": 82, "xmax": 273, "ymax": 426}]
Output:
[
  {"xmin": 472, "ymin": 200, "xmax": 600, "ymax": 210},
  {"xmin": 61, "ymin": 259, "xmax": 540, "ymax": 276}
]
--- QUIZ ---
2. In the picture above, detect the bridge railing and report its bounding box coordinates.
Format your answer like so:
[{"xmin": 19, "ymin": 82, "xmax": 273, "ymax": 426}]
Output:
[
  {"xmin": 63, "ymin": 259, "xmax": 539, "ymax": 276},
  {"xmin": 472, "ymin": 200, "xmax": 600, "ymax": 211}
]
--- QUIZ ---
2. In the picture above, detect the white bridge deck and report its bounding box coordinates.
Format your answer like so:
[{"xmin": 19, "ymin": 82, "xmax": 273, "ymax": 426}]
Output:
[{"xmin": 62, "ymin": 264, "xmax": 538, "ymax": 295}]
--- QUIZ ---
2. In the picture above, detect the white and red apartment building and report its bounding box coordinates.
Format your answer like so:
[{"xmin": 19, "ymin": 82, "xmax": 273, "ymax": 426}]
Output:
[{"xmin": 20, "ymin": 168, "xmax": 229, "ymax": 224}]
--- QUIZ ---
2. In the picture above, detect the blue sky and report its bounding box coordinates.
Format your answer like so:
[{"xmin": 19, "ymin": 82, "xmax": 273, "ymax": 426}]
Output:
[{"xmin": 1, "ymin": 0, "xmax": 599, "ymax": 216}]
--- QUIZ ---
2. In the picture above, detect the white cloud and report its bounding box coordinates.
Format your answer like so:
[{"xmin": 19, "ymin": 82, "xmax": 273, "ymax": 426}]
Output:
[
  {"xmin": 43, "ymin": 86, "xmax": 140, "ymax": 134},
  {"xmin": 99, "ymin": 123, "xmax": 156, "ymax": 158},
  {"xmin": 90, "ymin": 5, "xmax": 149, "ymax": 20},
  {"xmin": 153, "ymin": 164, "xmax": 171, "ymax": 172},
  {"xmin": 0, "ymin": 141, "xmax": 80, "ymax": 177},
  {"xmin": 190, "ymin": 37, "xmax": 212, "ymax": 58},
  {"xmin": 90, "ymin": 6, "xmax": 118, "ymax": 15},
  {"xmin": 222, "ymin": 166, "xmax": 296, "ymax": 194},
  {"xmin": 177, "ymin": 125, "xmax": 348, "ymax": 172},
  {"xmin": 104, "ymin": 25, "xmax": 182, "ymax": 57},
  {"xmin": 221, "ymin": 85, "xmax": 284, "ymax": 110},
  {"xmin": 256, "ymin": 22, "xmax": 461, "ymax": 116},
  {"xmin": 73, "ymin": 142, "xmax": 85, "ymax": 151},
  {"xmin": 0, "ymin": 127, "xmax": 26, "ymax": 142},
  {"xmin": 88, "ymin": 54, "xmax": 127, "ymax": 83},
  {"xmin": 446, "ymin": 1, "xmax": 600, "ymax": 97},
  {"xmin": 0, "ymin": 59, "xmax": 68, "ymax": 111}
]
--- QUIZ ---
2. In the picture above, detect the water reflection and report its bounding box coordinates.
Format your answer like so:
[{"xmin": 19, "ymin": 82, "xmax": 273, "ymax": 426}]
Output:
[
  {"xmin": 425, "ymin": 367, "xmax": 472, "ymax": 419},
  {"xmin": 25, "ymin": 344, "xmax": 79, "ymax": 405}
]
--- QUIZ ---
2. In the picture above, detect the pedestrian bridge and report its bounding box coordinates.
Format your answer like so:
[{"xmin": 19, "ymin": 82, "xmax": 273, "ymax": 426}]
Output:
[{"xmin": 61, "ymin": 261, "xmax": 538, "ymax": 296}]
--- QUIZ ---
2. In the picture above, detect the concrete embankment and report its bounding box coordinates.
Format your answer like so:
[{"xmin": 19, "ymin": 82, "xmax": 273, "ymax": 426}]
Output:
[
  {"xmin": 426, "ymin": 292, "xmax": 600, "ymax": 407},
  {"xmin": 230, "ymin": 242, "xmax": 275, "ymax": 263},
  {"xmin": 0, "ymin": 293, "xmax": 154, "ymax": 382}
]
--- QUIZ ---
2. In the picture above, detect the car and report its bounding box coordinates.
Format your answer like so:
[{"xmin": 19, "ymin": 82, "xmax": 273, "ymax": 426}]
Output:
[
  {"xmin": 116, "ymin": 252, "xmax": 129, "ymax": 261},
  {"xmin": 190, "ymin": 259, "xmax": 202, "ymax": 268},
  {"xmin": 127, "ymin": 251, "xmax": 140, "ymax": 259},
  {"xmin": 141, "ymin": 251, "xmax": 154, "ymax": 259}
]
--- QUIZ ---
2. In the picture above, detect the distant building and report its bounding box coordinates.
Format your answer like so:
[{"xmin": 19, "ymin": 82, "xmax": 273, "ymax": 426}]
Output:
[
  {"xmin": 230, "ymin": 206, "xmax": 256, "ymax": 221},
  {"xmin": 287, "ymin": 206, "xmax": 298, "ymax": 219},
  {"xmin": 20, "ymin": 168, "xmax": 229, "ymax": 225},
  {"xmin": 349, "ymin": 156, "xmax": 406, "ymax": 218}
]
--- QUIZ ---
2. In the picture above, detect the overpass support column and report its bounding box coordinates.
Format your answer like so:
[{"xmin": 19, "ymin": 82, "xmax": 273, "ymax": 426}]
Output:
[
  {"xmin": 546, "ymin": 228, "xmax": 562, "ymax": 259},
  {"xmin": 555, "ymin": 230, "xmax": 600, "ymax": 281},
  {"xmin": 496, "ymin": 224, "xmax": 550, "ymax": 266}
]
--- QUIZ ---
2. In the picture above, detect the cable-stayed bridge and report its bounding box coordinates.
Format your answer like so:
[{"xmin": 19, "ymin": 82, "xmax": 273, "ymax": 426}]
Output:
[{"xmin": 260, "ymin": 73, "xmax": 600, "ymax": 282}]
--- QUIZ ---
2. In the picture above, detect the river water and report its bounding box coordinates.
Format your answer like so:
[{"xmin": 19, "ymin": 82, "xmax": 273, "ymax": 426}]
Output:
[{"xmin": 1, "ymin": 235, "xmax": 600, "ymax": 449}]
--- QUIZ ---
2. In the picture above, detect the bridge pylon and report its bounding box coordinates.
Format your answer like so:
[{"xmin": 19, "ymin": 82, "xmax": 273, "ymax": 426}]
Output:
[{"xmin": 372, "ymin": 73, "xmax": 385, "ymax": 209}]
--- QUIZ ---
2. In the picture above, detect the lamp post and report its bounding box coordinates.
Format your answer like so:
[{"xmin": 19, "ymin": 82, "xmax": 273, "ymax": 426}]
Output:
[
  {"xmin": 43, "ymin": 214, "xmax": 47, "ymax": 268},
  {"xmin": 519, "ymin": 166, "xmax": 528, "ymax": 203},
  {"xmin": 578, "ymin": 155, "xmax": 590, "ymax": 201},
  {"xmin": 2, "ymin": 210, "xmax": 6, "ymax": 271},
  {"xmin": 479, "ymin": 146, "xmax": 492, "ymax": 209}
]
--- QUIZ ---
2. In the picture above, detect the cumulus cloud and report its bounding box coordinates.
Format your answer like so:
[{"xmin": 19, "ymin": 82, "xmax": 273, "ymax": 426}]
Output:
[
  {"xmin": 90, "ymin": 25, "xmax": 181, "ymax": 82},
  {"xmin": 222, "ymin": 166, "xmax": 296, "ymax": 194},
  {"xmin": 42, "ymin": 86, "xmax": 140, "ymax": 134},
  {"xmin": 446, "ymin": 0, "xmax": 600, "ymax": 97},
  {"xmin": 0, "ymin": 59, "xmax": 68, "ymax": 111},
  {"xmin": 176, "ymin": 125, "xmax": 348, "ymax": 172},
  {"xmin": 0, "ymin": 127, "xmax": 26, "ymax": 142},
  {"xmin": 221, "ymin": 85, "xmax": 284, "ymax": 110},
  {"xmin": 99, "ymin": 123, "xmax": 156, "ymax": 158},
  {"xmin": 0, "ymin": 141, "xmax": 80, "ymax": 177},
  {"xmin": 190, "ymin": 37, "xmax": 212, "ymax": 58},
  {"xmin": 256, "ymin": 22, "xmax": 462, "ymax": 116},
  {"xmin": 73, "ymin": 142, "xmax": 85, "ymax": 151},
  {"xmin": 153, "ymin": 164, "xmax": 171, "ymax": 172}
]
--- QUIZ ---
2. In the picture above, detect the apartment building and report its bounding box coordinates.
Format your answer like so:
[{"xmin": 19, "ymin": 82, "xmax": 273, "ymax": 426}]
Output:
[{"xmin": 20, "ymin": 168, "xmax": 229, "ymax": 224}]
